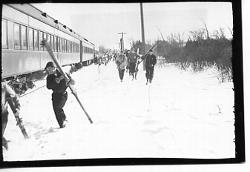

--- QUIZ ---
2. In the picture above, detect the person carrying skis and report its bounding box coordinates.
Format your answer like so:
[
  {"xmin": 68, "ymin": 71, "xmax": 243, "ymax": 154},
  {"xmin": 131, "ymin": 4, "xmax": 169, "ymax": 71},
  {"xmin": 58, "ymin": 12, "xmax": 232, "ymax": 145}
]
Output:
[
  {"xmin": 115, "ymin": 52, "xmax": 127, "ymax": 82},
  {"xmin": 127, "ymin": 49, "xmax": 140, "ymax": 80},
  {"xmin": 1, "ymin": 82, "xmax": 21, "ymax": 150},
  {"xmin": 144, "ymin": 49, "xmax": 157, "ymax": 84},
  {"xmin": 45, "ymin": 62, "xmax": 74, "ymax": 128}
]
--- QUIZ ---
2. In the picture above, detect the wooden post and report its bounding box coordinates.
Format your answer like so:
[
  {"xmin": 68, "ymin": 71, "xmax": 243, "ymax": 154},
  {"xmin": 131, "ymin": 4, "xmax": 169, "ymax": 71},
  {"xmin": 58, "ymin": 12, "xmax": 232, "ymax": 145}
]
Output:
[{"xmin": 140, "ymin": 3, "xmax": 146, "ymax": 70}]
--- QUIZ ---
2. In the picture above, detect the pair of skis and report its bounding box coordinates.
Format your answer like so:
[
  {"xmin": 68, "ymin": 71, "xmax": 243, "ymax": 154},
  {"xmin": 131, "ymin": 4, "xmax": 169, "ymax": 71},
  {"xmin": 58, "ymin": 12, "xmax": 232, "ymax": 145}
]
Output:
[
  {"xmin": 135, "ymin": 42, "xmax": 158, "ymax": 72},
  {"xmin": 41, "ymin": 40, "xmax": 93, "ymax": 124},
  {"xmin": 7, "ymin": 98, "xmax": 29, "ymax": 139}
]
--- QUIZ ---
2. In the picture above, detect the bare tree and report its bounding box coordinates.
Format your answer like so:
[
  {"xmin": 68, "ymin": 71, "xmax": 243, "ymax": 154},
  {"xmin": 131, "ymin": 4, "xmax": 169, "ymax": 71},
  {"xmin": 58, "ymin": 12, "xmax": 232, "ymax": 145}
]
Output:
[
  {"xmin": 202, "ymin": 21, "xmax": 210, "ymax": 39},
  {"xmin": 228, "ymin": 27, "xmax": 233, "ymax": 37}
]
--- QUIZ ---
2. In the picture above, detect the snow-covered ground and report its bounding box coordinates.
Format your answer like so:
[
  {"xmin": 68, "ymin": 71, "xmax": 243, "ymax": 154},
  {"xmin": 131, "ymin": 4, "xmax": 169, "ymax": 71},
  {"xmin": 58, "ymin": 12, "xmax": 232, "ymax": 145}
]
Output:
[{"xmin": 2, "ymin": 61, "xmax": 235, "ymax": 161}]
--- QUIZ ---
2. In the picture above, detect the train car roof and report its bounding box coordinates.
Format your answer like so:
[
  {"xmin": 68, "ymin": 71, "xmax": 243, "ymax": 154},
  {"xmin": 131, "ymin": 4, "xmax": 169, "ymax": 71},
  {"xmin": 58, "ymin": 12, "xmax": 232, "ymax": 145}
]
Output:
[{"xmin": 7, "ymin": 4, "xmax": 95, "ymax": 47}]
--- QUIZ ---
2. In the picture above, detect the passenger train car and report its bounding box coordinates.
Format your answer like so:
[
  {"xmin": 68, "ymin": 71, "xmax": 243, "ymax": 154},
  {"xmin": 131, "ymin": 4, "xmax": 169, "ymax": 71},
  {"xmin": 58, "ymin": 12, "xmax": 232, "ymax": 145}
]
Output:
[{"xmin": 2, "ymin": 4, "xmax": 97, "ymax": 94}]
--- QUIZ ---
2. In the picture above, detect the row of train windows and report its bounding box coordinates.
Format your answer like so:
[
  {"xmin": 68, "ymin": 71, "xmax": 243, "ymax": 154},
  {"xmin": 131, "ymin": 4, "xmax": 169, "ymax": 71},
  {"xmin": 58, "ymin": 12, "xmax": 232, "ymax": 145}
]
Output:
[
  {"xmin": 84, "ymin": 46, "xmax": 94, "ymax": 54},
  {"xmin": 2, "ymin": 19, "xmax": 80, "ymax": 53}
]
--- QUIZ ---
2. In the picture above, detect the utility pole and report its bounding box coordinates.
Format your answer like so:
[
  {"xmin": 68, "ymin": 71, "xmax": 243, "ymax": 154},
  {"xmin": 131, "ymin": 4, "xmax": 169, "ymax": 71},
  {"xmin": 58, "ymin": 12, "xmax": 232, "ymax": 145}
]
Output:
[
  {"xmin": 140, "ymin": 3, "xmax": 146, "ymax": 70},
  {"xmin": 118, "ymin": 32, "xmax": 126, "ymax": 52}
]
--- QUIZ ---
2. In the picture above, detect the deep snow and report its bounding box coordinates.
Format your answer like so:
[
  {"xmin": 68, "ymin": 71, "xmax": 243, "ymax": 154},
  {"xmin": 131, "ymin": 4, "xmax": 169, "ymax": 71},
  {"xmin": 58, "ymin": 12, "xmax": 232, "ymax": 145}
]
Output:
[{"xmin": 2, "ymin": 61, "xmax": 235, "ymax": 161}]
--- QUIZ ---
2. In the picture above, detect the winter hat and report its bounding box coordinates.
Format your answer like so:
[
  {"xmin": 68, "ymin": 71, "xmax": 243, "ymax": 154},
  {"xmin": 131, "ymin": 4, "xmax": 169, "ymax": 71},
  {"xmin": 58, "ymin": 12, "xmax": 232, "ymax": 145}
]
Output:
[
  {"xmin": 149, "ymin": 49, "xmax": 153, "ymax": 52},
  {"xmin": 45, "ymin": 61, "xmax": 55, "ymax": 69}
]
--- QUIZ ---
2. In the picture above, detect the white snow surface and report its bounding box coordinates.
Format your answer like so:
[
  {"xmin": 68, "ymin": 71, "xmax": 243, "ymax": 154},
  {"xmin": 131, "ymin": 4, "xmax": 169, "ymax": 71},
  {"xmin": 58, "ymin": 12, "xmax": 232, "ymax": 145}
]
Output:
[{"xmin": 2, "ymin": 61, "xmax": 235, "ymax": 161}]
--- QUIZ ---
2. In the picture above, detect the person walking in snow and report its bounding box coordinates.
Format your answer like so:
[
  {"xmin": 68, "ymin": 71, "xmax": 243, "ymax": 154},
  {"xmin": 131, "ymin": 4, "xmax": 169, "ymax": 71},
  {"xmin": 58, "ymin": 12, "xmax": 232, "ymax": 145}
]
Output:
[
  {"xmin": 127, "ymin": 49, "xmax": 140, "ymax": 80},
  {"xmin": 1, "ymin": 82, "xmax": 21, "ymax": 150},
  {"xmin": 144, "ymin": 49, "xmax": 157, "ymax": 84},
  {"xmin": 45, "ymin": 62, "xmax": 74, "ymax": 128},
  {"xmin": 115, "ymin": 52, "xmax": 127, "ymax": 82}
]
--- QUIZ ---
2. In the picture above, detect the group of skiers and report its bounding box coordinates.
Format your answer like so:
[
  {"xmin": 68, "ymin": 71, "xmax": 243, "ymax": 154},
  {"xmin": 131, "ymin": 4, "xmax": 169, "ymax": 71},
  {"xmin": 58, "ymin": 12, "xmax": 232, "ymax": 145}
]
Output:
[{"xmin": 115, "ymin": 49, "xmax": 157, "ymax": 84}]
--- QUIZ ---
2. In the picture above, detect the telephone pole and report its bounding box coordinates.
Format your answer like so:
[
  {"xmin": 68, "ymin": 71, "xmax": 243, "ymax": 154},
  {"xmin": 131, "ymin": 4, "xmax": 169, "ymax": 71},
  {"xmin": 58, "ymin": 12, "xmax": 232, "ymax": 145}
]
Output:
[
  {"xmin": 140, "ymin": 3, "xmax": 146, "ymax": 70},
  {"xmin": 118, "ymin": 32, "xmax": 126, "ymax": 52}
]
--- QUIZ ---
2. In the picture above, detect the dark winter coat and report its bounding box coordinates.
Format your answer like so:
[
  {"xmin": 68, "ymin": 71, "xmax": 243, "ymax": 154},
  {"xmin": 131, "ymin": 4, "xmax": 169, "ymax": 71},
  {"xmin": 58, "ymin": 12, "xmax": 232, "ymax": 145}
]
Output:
[
  {"xmin": 46, "ymin": 69, "xmax": 68, "ymax": 94},
  {"xmin": 127, "ymin": 52, "xmax": 139, "ymax": 64},
  {"xmin": 145, "ymin": 54, "xmax": 157, "ymax": 68},
  {"xmin": 116, "ymin": 53, "xmax": 127, "ymax": 70}
]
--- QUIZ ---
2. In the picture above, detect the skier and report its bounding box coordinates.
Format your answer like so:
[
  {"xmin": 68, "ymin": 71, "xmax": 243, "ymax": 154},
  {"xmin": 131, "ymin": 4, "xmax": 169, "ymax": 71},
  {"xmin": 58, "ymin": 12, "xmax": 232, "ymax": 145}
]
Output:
[
  {"xmin": 115, "ymin": 52, "xmax": 127, "ymax": 82},
  {"xmin": 144, "ymin": 49, "xmax": 157, "ymax": 84},
  {"xmin": 125, "ymin": 50, "xmax": 130, "ymax": 73},
  {"xmin": 45, "ymin": 62, "xmax": 74, "ymax": 128},
  {"xmin": 127, "ymin": 49, "xmax": 140, "ymax": 80},
  {"xmin": 1, "ymin": 82, "xmax": 21, "ymax": 150}
]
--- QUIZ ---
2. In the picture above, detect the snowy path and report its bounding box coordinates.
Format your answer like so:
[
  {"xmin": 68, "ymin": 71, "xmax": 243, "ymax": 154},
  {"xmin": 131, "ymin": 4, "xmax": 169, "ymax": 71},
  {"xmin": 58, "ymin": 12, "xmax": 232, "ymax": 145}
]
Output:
[{"xmin": 3, "ymin": 62, "xmax": 235, "ymax": 161}]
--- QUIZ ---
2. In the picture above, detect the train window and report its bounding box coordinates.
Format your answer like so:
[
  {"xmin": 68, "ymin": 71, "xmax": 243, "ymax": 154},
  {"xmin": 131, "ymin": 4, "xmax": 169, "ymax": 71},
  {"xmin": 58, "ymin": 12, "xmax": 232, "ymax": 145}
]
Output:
[
  {"xmin": 67, "ymin": 41, "xmax": 69, "ymax": 53},
  {"xmin": 2, "ymin": 20, "xmax": 8, "ymax": 49},
  {"xmin": 76, "ymin": 44, "xmax": 79, "ymax": 52},
  {"xmin": 65, "ymin": 40, "xmax": 68, "ymax": 53},
  {"xmin": 68, "ymin": 41, "xmax": 71, "ymax": 53},
  {"xmin": 66, "ymin": 40, "xmax": 69, "ymax": 53},
  {"xmin": 47, "ymin": 34, "xmax": 51, "ymax": 48},
  {"xmin": 55, "ymin": 36, "xmax": 57, "ymax": 52},
  {"xmin": 65, "ymin": 39, "xmax": 67, "ymax": 52},
  {"xmin": 59, "ymin": 38, "xmax": 62, "ymax": 52},
  {"xmin": 28, "ymin": 28, "xmax": 34, "ymax": 50},
  {"xmin": 62, "ymin": 38, "xmax": 65, "ymax": 52},
  {"xmin": 57, "ymin": 37, "xmax": 60, "ymax": 52},
  {"xmin": 21, "ymin": 25, "xmax": 28, "ymax": 50},
  {"xmin": 50, "ymin": 35, "xmax": 53, "ymax": 50},
  {"xmin": 39, "ymin": 31, "xmax": 44, "ymax": 51},
  {"xmin": 70, "ymin": 42, "xmax": 72, "ymax": 53},
  {"xmin": 34, "ymin": 30, "xmax": 39, "ymax": 50},
  {"xmin": 50, "ymin": 35, "xmax": 53, "ymax": 51},
  {"xmin": 43, "ymin": 32, "xmax": 47, "ymax": 40},
  {"xmin": 68, "ymin": 41, "xmax": 70, "ymax": 53},
  {"xmin": 51, "ymin": 35, "xmax": 55, "ymax": 51},
  {"xmin": 43, "ymin": 33, "xmax": 48, "ymax": 51},
  {"xmin": 14, "ymin": 24, "xmax": 21, "ymax": 49},
  {"xmin": 59, "ymin": 37, "xmax": 61, "ymax": 52},
  {"xmin": 61, "ymin": 38, "xmax": 64, "ymax": 52}
]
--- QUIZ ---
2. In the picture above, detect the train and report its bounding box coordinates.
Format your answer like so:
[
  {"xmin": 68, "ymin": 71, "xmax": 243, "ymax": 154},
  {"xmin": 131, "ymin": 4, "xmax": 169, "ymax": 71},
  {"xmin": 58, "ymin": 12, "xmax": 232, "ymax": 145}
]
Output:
[{"xmin": 2, "ymin": 4, "xmax": 98, "ymax": 94}]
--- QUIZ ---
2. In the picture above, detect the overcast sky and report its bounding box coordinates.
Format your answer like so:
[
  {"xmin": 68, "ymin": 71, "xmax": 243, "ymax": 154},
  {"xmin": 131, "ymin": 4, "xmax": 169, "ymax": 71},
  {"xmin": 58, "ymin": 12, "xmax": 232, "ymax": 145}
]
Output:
[{"xmin": 33, "ymin": 2, "xmax": 233, "ymax": 50}]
